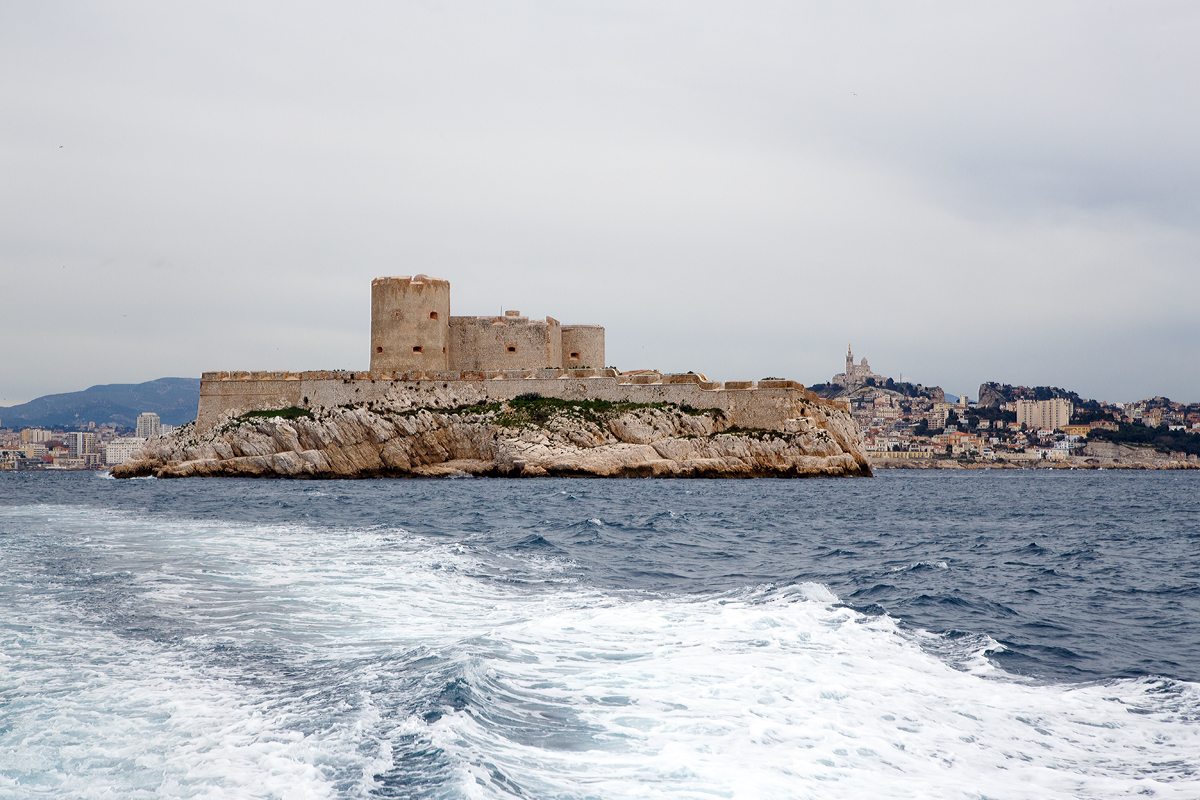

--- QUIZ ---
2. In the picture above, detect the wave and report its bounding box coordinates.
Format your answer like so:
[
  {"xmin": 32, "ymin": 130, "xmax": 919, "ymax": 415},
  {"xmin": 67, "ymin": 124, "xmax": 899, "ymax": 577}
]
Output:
[
  {"xmin": 2, "ymin": 504, "xmax": 1199, "ymax": 798},
  {"xmin": 416, "ymin": 584, "xmax": 1199, "ymax": 799}
]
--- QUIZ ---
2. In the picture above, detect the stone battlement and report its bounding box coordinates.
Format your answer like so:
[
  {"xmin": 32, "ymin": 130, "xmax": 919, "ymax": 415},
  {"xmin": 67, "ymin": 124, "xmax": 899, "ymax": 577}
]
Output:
[
  {"xmin": 200, "ymin": 369, "xmax": 819, "ymax": 395},
  {"xmin": 195, "ymin": 371, "xmax": 846, "ymax": 432}
]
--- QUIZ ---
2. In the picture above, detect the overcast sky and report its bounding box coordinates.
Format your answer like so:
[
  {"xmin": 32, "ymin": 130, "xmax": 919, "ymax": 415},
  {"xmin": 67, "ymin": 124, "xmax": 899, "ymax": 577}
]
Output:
[{"xmin": 3, "ymin": 2, "xmax": 1199, "ymax": 407}]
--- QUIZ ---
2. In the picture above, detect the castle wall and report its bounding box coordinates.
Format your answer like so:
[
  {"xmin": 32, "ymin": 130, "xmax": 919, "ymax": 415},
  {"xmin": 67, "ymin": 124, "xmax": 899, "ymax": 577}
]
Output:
[
  {"xmin": 196, "ymin": 373, "xmax": 304, "ymax": 429},
  {"xmin": 447, "ymin": 314, "xmax": 562, "ymax": 371},
  {"xmin": 561, "ymin": 325, "xmax": 605, "ymax": 369},
  {"xmin": 370, "ymin": 275, "xmax": 451, "ymax": 372},
  {"xmin": 196, "ymin": 276, "xmax": 840, "ymax": 453},
  {"xmin": 197, "ymin": 370, "xmax": 849, "ymax": 436}
]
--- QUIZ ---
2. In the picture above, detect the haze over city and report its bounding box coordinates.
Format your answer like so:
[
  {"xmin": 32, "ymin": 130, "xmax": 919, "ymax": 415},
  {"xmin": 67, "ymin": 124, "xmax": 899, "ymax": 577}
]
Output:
[{"xmin": 3, "ymin": 2, "xmax": 1199, "ymax": 406}]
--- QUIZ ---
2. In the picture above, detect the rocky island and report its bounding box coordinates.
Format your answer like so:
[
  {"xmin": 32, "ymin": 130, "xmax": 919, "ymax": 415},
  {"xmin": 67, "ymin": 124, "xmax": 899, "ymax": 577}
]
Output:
[
  {"xmin": 114, "ymin": 390, "xmax": 869, "ymax": 479},
  {"xmin": 114, "ymin": 276, "xmax": 870, "ymax": 479}
]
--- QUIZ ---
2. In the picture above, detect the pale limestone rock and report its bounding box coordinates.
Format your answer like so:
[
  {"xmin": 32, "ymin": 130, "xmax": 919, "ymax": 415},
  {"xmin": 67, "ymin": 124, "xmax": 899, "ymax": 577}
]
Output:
[{"xmin": 113, "ymin": 397, "xmax": 872, "ymax": 480}]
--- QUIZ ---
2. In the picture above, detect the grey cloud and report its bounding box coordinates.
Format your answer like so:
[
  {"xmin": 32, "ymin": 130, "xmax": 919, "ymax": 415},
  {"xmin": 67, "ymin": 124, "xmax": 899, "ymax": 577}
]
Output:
[{"xmin": 2, "ymin": 1, "xmax": 1199, "ymax": 408}]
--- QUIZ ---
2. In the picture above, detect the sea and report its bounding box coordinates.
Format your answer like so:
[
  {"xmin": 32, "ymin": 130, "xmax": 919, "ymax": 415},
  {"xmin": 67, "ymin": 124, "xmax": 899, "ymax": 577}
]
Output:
[{"xmin": 1, "ymin": 470, "xmax": 1198, "ymax": 799}]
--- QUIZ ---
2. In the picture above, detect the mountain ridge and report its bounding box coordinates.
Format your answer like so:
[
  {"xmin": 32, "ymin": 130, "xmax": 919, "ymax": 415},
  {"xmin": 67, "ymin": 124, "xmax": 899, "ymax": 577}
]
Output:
[{"xmin": 0, "ymin": 378, "xmax": 200, "ymax": 429}]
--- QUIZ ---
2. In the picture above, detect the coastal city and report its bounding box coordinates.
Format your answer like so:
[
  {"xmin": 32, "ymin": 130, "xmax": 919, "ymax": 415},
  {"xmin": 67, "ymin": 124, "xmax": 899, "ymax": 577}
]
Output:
[
  {"xmin": 2, "ymin": 346, "xmax": 1198, "ymax": 471},
  {"xmin": 816, "ymin": 348, "xmax": 1200, "ymax": 467},
  {"xmin": 0, "ymin": 412, "xmax": 174, "ymax": 471}
]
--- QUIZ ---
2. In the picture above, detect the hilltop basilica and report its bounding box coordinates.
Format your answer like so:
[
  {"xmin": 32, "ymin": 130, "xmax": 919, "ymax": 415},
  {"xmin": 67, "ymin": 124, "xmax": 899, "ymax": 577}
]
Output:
[{"xmin": 831, "ymin": 346, "xmax": 882, "ymax": 388}]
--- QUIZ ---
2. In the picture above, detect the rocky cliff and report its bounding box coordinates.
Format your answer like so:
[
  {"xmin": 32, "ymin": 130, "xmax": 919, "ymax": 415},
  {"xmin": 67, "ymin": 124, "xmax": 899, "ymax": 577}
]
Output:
[{"xmin": 112, "ymin": 393, "xmax": 871, "ymax": 479}]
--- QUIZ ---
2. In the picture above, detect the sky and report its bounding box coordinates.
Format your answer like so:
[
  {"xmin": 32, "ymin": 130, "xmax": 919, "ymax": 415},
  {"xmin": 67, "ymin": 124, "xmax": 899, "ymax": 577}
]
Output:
[{"xmin": 3, "ymin": 1, "xmax": 1199, "ymax": 407}]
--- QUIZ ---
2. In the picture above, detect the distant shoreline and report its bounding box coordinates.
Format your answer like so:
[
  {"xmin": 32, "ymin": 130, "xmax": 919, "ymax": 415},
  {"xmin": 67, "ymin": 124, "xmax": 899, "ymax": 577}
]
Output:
[{"xmin": 870, "ymin": 458, "xmax": 1197, "ymax": 471}]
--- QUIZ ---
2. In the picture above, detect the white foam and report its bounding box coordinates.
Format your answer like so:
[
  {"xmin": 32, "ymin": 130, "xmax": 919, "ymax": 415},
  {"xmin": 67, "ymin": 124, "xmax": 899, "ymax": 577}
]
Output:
[
  {"xmin": 0, "ymin": 619, "xmax": 347, "ymax": 799},
  {"xmin": 426, "ymin": 592, "xmax": 1200, "ymax": 799},
  {"xmin": 2, "ymin": 505, "xmax": 1198, "ymax": 799}
]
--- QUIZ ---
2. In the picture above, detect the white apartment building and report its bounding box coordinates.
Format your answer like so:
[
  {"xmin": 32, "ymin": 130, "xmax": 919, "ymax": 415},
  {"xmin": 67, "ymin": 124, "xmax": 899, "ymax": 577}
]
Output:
[
  {"xmin": 136, "ymin": 412, "xmax": 161, "ymax": 439},
  {"xmin": 1015, "ymin": 398, "xmax": 1073, "ymax": 430},
  {"xmin": 105, "ymin": 438, "xmax": 147, "ymax": 465}
]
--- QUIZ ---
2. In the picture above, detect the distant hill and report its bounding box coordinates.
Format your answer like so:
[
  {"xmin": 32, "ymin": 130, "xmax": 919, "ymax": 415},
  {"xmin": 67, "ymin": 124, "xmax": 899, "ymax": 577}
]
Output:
[
  {"xmin": 808, "ymin": 379, "xmax": 945, "ymax": 403},
  {"xmin": 0, "ymin": 378, "xmax": 200, "ymax": 430},
  {"xmin": 977, "ymin": 382, "xmax": 1102, "ymax": 412}
]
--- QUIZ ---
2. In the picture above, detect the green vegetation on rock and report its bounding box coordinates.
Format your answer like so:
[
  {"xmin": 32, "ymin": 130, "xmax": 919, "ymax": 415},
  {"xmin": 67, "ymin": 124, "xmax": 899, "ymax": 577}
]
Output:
[
  {"xmin": 1088, "ymin": 424, "xmax": 1200, "ymax": 456},
  {"xmin": 495, "ymin": 394, "xmax": 723, "ymax": 429}
]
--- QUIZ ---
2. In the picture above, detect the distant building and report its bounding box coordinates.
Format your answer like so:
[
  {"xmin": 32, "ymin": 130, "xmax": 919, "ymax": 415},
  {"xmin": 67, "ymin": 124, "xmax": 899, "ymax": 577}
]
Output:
[
  {"xmin": 136, "ymin": 412, "xmax": 161, "ymax": 439},
  {"xmin": 66, "ymin": 432, "xmax": 99, "ymax": 461},
  {"xmin": 831, "ymin": 346, "xmax": 882, "ymax": 388},
  {"xmin": 105, "ymin": 438, "xmax": 146, "ymax": 465},
  {"xmin": 1015, "ymin": 398, "xmax": 1073, "ymax": 431},
  {"xmin": 927, "ymin": 401, "xmax": 966, "ymax": 429},
  {"xmin": 21, "ymin": 429, "xmax": 51, "ymax": 444}
]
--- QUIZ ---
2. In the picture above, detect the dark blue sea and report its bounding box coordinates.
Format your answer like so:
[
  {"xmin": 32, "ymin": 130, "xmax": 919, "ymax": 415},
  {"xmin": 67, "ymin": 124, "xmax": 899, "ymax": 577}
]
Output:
[{"xmin": 2, "ymin": 471, "xmax": 1198, "ymax": 798}]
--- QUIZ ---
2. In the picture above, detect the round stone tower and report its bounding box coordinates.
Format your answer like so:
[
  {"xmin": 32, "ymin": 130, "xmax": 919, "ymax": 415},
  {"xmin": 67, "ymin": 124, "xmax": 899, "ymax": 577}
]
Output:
[{"xmin": 370, "ymin": 275, "xmax": 450, "ymax": 372}]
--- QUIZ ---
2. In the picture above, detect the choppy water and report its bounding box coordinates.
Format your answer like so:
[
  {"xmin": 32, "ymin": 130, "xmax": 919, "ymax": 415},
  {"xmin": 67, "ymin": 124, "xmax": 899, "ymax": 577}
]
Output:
[{"xmin": 1, "ymin": 471, "xmax": 1198, "ymax": 799}]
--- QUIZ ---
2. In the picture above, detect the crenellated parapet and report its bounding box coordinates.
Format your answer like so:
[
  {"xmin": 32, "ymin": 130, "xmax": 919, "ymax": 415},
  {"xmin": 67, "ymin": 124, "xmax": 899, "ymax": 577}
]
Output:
[
  {"xmin": 196, "ymin": 369, "xmax": 844, "ymax": 432},
  {"xmin": 201, "ymin": 368, "xmax": 821, "ymax": 396}
]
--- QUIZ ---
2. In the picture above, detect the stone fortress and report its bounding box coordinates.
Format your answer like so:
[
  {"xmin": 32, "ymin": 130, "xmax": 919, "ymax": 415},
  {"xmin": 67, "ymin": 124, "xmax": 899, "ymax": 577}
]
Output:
[
  {"xmin": 369, "ymin": 275, "xmax": 605, "ymax": 372},
  {"xmin": 115, "ymin": 275, "xmax": 871, "ymax": 479},
  {"xmin": 194, "ymin": 275, "xmax": 852, "ymax": 434}
]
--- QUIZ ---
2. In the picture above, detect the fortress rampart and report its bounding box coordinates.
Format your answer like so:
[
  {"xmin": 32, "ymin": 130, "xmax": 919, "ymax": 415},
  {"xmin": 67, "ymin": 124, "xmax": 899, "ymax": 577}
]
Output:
[
  {"xmin": 196, "ymin": 274, "xmax": 850, "ymax": 435},
  {"xmin": 448, "ymin": 313, "xmax": 563, "ymax": 371},
  {"xmin": 370, "ymin": 275, "xmax": 603, "ymax": 372},
  {"xmin": 196, "ymin": 369, "xmax": 849, "ymax": 432}
]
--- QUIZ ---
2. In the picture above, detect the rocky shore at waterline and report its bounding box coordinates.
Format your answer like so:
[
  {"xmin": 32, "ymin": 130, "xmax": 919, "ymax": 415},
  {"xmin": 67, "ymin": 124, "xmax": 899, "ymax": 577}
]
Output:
[
  {"xmin": 870, "ymin": 440, "xmax": 1199, "ymax": 470},
  {"xmin": 112, "ymin": 395, "xmax": 872, "ymax": 479}
]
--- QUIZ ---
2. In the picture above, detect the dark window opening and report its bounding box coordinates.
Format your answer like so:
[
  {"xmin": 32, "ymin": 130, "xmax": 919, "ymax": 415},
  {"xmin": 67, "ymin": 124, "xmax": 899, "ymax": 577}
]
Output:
[
  {"xmin": 376, "ymin": 346, "xmax": 383, "ymax": 354},
  {"xmin": 506, "ymin": 345, "xmax": 517, "ymax": 353},
  {"xmin": 413, "ymin": 345, "xmax": 424, "ymax": 353},
  {"xmin": 569, "ymin": 352, "xmax": 580, "ymax": 360},
  {"xmin": 429, "ymin": 311, "xmax": 439, "ymax": 320}
]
